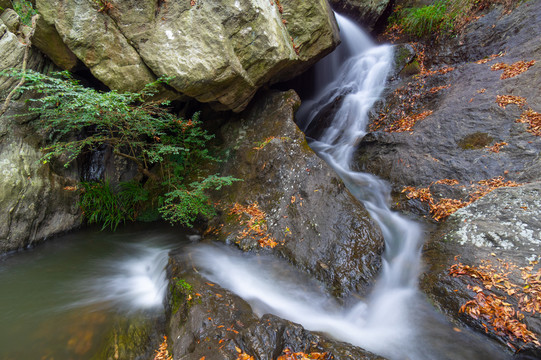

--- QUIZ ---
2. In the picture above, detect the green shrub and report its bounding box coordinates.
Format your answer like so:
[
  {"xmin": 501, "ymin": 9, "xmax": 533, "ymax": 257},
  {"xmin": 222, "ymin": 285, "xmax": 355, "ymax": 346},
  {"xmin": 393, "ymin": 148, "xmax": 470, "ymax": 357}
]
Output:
[
  {"xmin": 0, "ymin": 69, "xmax": 239, "ymax": 229},
  {"xmin": 399, "ymin": 0, "xmax": 455, "ymax": 38},
  {"xmin": 389, "ymin": 0, "xmax": 522, "ymax": 39},
  {"xmin": 79, "ymin": 180, "xmax": 148, "ymax": 230},
  {"xmin": 11, "ymin": 0, "xmax": 37, "ymax": 26}
]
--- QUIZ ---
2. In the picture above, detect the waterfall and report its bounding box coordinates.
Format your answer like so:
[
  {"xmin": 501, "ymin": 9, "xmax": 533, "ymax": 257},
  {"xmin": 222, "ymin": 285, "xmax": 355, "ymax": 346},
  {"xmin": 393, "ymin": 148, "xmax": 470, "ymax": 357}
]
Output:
[
  {"xmin": 65, "ymin": 237, "xmax": 175, "ymax": 312},
  {"xmin": 191, "ymin": 14, "xmax": 507, "ymax": 360}
]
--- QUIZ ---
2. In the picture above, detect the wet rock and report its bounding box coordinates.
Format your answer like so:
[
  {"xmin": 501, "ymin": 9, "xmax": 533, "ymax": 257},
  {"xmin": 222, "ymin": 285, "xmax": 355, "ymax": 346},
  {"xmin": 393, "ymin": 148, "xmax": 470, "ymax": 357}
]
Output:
[
  {"xmin": 422, "ymin": 182, "xmax": 541, "ymax": 350},
  {"xmin": 35, "ymin": 0, "xmax": 339, "ymax": 112},
  {"xmin": 92, "ymin": 314, "xmax": 164, "ymax": 360},
  {"xmin": 166, "ymin": 249, "xmax": 384, "ymax": 360},
  {"xmin": 356, "ymin": 1, "xmax": 541, "ymax": 190},
  {"xmin": 328, "ymin": 0, "xmax": 390, "ymax": 31},
  {"xmin": 352, "ymin": 1, "xmax": 541, "ymax": 351},
  {"xmin": 208, "ymin": 90, "xmax": 384, "ymax": 298}
]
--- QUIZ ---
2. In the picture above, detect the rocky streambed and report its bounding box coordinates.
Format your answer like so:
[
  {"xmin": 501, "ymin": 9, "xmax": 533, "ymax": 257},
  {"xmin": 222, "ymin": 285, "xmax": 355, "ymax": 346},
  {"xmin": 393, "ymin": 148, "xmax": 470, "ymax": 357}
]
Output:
[{"xmin": 1, "ymin": 0, "xmax": 540, "ymax": 359}]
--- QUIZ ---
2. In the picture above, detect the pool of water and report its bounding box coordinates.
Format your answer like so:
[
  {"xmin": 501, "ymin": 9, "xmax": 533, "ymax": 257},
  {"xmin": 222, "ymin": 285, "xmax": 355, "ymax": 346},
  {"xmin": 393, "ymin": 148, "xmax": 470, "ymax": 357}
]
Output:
[{"xmin": 0, "ymin": 222, "xmax": 187, "ymax": 360}]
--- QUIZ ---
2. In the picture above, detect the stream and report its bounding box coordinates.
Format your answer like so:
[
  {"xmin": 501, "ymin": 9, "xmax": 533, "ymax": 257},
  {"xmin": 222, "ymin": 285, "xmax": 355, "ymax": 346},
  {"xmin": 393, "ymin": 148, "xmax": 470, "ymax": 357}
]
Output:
[
  {"xmin": 189, "ymin": 14, "xmax": 508, "ymax": 360},
  {"xmin": 0, "ymin": 223, "xmax": 186, "ymax": 360},
  {"xmin": 0, "ymin": 13, "xmax": 511, "ymax": 360}
]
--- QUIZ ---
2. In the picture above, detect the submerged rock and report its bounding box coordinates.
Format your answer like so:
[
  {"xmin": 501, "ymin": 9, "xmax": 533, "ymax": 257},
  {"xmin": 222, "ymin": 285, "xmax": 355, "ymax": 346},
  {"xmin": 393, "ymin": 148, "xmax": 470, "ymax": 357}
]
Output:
[
  {"xmin": 166, "ymin": 249, "xmax": 385, "ymax": 360},
  {"xmin": 91, "ymin": 314, "xmax": 164, "ymax": 360},
  {"xmin": 0, "ymin": 12, "xmax": 81, "ymax": 252},
  {"xmin": 208, "ymin": 89, "xmax": 384, "ymax": 298},
  {"xmin": 35, "ymin": 0, "xmax": 339, "ymax": 112}
]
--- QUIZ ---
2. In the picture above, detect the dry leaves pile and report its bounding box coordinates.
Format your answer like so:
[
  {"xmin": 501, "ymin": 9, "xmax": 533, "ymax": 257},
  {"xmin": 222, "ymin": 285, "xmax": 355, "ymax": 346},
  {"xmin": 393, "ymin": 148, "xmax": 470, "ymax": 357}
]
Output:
[
  {"xmin": 475, "ymin": 53, "xmax": 506, "ymax": 65},
  {"xmin": 491, "ymin": 60, "xmax": 536, "ymax": 79},
  {"xmin": 153, "ymin": 336, "xmax": 172, "ymax": 360},
  {"xmin": 235, "ymin": 346, "xmax": 255, "ymax": 360},
  {"xmin": 423, "ymin": 66, "xmax": 455, "ymax": 77},
  {"xmin": 516, "ymin": 110, "xmax": 541, "ymax": 137},
  {"xmin": 496, "ymin": 95, "xmax": 527, "ymax": 109},
  {"xmin": 403, "ymin": 176, "xmax": 521, "ymax": 221},
  {"xmin": 449, "ymin": 260, "xmax": 541, "ymax": 348},
  {"xmin": 229, "ymin": 202, "xmax": 278, "ymax": 248},
  {"xmin": 384, "ymin": 110, "xmax": 433, "ymax": 132},
  {"xmin": 277, "ymin": 349, "xmax": 329, "ymax": 360},
  {"xmin": 487, "ymin": 141, "xmax": 508, "ymax": 153},
  {"xmin": 234, "ymin": 347, "xmax": 329, "ymax": 360},
  {"xmin": 430, "ymin": 84, "xmax": 451, "ymax": 93}
]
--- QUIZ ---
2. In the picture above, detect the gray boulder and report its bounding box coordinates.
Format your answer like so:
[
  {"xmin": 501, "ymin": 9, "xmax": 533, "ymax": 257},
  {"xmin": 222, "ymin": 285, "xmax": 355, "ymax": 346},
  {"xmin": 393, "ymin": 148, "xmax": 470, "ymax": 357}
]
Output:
[
  {"xmin": 422, "ymin": 183, "xmax": 541, "ymax": 350},
  {"xmin": 208, "ymin": 90, "xmax": 385, "ymax": 298},
  {"xmin": 36, "ymin": 0, "xmax": 340, "ymax": 112}
]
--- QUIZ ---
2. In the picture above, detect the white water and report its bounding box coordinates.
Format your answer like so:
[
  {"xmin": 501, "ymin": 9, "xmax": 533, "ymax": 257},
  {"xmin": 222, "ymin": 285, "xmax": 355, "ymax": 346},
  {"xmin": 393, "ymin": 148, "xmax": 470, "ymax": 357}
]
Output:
[
  {"xmin": 190, "ymin": 14, "xmax": 506, "ymax": 360},
  {"xmin": 71, "ymin": 239, "xmax": 174, "ymax": 311}
]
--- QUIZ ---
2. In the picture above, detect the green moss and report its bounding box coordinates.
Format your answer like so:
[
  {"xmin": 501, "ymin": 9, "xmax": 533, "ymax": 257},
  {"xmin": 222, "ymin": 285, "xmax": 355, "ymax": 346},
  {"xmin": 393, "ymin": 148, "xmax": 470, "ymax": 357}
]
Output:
[
  {"xmin": 458, "ymin": 132, "xmax": 494, "ymax": 150},
  {"xmin": 300, "ymin": 138, "xmax": 313, "ymax": 154},
  {"xmin": 399, "ymin": 60, "xmax": 421, "ymax": 77},
  {"xmin": 170, "ymin": 278, "xmax": 193, "ymax": 315}
]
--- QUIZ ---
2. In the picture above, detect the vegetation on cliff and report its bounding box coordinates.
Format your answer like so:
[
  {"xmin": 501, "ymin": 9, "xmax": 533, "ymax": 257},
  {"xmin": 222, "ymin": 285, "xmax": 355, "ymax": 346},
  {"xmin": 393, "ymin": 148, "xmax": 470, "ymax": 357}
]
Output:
[
  {"xmin": 386, "ymin": 0, "xmax": 522, "ymax": 39},
  {"xmin": 1, "ymin": 69, "xmax": 237, "ymax": 229}
]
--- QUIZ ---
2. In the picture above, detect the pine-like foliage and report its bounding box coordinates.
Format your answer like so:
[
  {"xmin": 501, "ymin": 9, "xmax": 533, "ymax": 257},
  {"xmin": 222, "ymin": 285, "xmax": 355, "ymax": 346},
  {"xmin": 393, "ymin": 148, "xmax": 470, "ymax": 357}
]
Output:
[{"xmin": 1, "ymin": 69, "xmax": 238, "ymax": 228}]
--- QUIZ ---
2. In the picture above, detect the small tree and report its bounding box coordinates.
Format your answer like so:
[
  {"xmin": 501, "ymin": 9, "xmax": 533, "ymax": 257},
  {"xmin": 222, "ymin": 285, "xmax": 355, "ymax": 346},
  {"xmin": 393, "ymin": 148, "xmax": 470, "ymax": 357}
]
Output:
[{"xmin": 1, "ymin": 69, "xmax": 238, "ymax": 228}]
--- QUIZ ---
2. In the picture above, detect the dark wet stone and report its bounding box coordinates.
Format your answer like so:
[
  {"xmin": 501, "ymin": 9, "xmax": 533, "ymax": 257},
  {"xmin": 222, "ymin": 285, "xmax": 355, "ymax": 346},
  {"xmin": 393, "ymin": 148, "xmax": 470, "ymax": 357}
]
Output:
[
  {"xmin": 165, "ymin": 251, "xmax": 385, "ymax": 360},
  {"xmin": 351, "ymin": 0, "xmax": 541, "ymax": 353},
  {"xmin": 207, "ymin": 89, "xmax": 385, "ymax": 298}
]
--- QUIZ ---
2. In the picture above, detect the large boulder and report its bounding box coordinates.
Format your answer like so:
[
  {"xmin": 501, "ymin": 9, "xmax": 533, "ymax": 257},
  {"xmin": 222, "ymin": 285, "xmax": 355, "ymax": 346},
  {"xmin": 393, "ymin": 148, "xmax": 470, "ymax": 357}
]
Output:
[
  {"xmin": 0, "ymin": 13, "xmax": 81, "ymax": 252},
  {"xmin": 207, "ymin": 90, "xmax": 385, "ymax": 298},
  {"xmin": 32, "ymin": 15, "xmax": 81, "ymax": 71},
  {"xmin": 35, "ymin": 0, "xmax": 157, "ymax": 92},
  {"xmin": 35, "ymin": 0, "xmax": 340, "ymax": 112},
  {"xmin": 422, "ymin": 183, "xmax": 541, "ymax": 351}
]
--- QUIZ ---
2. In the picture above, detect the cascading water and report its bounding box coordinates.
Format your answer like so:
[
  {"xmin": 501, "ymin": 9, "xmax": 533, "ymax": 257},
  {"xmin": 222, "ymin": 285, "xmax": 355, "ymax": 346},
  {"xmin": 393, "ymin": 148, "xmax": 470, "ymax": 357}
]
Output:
[{"xmin": 191, "ymin": 14, "xmax": 508, "ymax": 360}]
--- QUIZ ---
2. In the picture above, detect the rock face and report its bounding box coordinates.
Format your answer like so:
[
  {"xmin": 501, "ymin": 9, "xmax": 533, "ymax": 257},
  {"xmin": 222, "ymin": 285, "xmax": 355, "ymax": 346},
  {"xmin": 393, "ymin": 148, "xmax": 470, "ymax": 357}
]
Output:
[
  {"xmin": 0, "ymin": 12, "xmax": 81, "ymax": 252},
  {"xmin": 165, "ymin": 248, "xmax": 385, "ymax": 360},
  {"xmin": 356, "ymin": 1, "xmax": 541, "ymax": 189},
  {"xmin": 35, "ymin": 0, "xmax": 340, "ymax": 112},
  {"xmin": 353, "ymin": 1, "xmax": 541, "ymax": 351},
  {"xmin": 208, "ymin": 90, "xmax": 384, "ymax": 298},
  {"xmin": 422, "ymin": 182, "xmax": 541, "ymax": 351},
  {"xmin": 329, "ymin": 0, "xmax": 390, "ymax": 31}
]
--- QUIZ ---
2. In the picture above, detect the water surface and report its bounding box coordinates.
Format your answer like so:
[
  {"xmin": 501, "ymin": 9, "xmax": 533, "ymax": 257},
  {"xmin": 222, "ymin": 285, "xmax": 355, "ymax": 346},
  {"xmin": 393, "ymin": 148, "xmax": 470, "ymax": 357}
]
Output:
[{"xmin": 0, "ymin": 223, "xmax": 186, "ymax": 360}]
